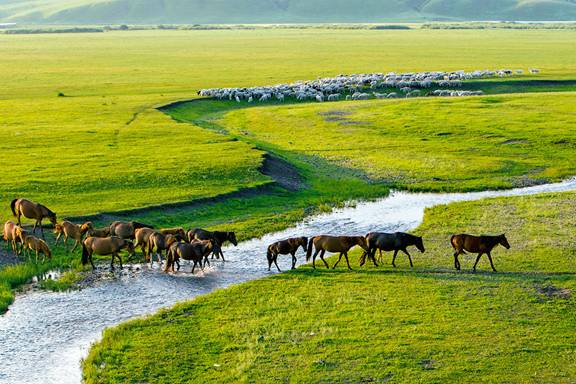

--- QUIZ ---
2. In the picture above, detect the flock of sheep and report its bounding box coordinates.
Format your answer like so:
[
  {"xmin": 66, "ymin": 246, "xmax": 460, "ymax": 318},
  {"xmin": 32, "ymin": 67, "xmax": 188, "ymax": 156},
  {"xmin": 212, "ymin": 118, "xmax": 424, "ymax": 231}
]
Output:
[{"xmin": 198, "ymin": 68, "xmax": 539, "ymax": 103}]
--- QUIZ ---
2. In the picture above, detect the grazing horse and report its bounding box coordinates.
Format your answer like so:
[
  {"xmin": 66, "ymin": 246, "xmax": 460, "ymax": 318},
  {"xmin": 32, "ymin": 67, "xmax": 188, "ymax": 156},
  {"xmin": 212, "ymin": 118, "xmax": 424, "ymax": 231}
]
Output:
[
  {"xmin": 166, "ymin": 239, "xmax": 216, "ymax": 274},
  {"xmin": 20, "ymin": 234, "xmax": 51, "ymax": 262},
  {"xmin": 134, "ymin": 228, "xmax": 157, "ymax": 257},
  {"xmin": 11, "ymin": 198, "xmax": 57, "ymax": 238},
  {"xmin": 266, "ymin": 237, "xmax": 308, "ymax": 272},
  {"xmin": 146, "ymin": 232, "xmax": 169, "ymax": 267},
  {"xmin": 360, "ymin": 232, "xmax": 425, "ymax": 268},
  {"xmin": 109, "ymin": 221, "xmax": 153, "ymax": 240},
  {"xmin": 3, "ymin": 221, "xmax": 21, "ymax": 254},
  {"xmin": 188, "ymin": 229, "xmax": 238, "ymax": 261},
  {"xmin": 306, "ymin": 235, "xmax": 369, "ymax": 270},
  {"xmin": 451, "ymin": 234, "xmax": 510, "ymax": 272},
  {"xmin": 82, "ymin": 236, "xmax": 135, "ymax": 271},
  {"xmin": 80, "ymin": 222, "xmax": 110, "ymax": 238},
  {"xmin": 54, "ymin": 221, "xmax": 85, "ymax": 252}
]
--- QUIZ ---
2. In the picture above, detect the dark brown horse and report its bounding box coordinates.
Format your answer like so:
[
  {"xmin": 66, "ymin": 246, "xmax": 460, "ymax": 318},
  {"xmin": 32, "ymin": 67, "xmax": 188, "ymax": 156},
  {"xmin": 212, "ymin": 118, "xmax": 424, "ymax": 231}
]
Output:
[
  {"xmin": 82, "ymin": 236, "xmax": 135, "ymax": 271},
  {"xmin": 188, "ymin": 228, "xmax": 237, "ymax": 261},
  {"xmin": 266, "ymin": 236, "xmax": 308, "ymax": 272},
  {"xmin": 166, "ymin": 239, "xmax": 217, "ymax": 274},
  {"xmin": 306, "ymin": 235, "xmax": 369, "ymax": 270},
  {"xmin": 360, "ymin": 232, "xmax": 425, "ymax": 268},
  {"xmin": 11, "ymin": 198, "xmax": 57, "ymax": 238},
  {"xmin": 451, "ymin": 234, "xmax": 510, "ymax": 272},
  {"xmin": 110, "ymin": 221, "xmax": 153, "ymax": 240}
]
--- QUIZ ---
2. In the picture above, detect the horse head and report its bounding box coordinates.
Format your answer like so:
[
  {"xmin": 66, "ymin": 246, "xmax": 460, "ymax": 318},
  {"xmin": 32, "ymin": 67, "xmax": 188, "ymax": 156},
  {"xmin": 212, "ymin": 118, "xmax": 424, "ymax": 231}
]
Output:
[
  {"xmin": 123, "ymin": 240, "xmax": 136, "ymax": 256},
  {"xmin": 228, "ymin": 232, "xmax": 238, "ymax": 246},
  {"xmin": 53, "ymin": 223, "xmax": 64, "ymax": 235},
  {"xmin": 356, "ymin": 236, "xmax": 370, "ymax": 251},
  {"xmin": 80, "ymin": 222, "xmax": 94, "ymax": 235},
  {"xmin": 499, "ymin": 234, "xmax": 511, "ymax": 249},
  {"xmin": 300, "ymin": 237, "xmax": 309, "ymax": 252},
  {"xmin": 415, "ymin": 236, "xmax": 426, "ymax": 253}
]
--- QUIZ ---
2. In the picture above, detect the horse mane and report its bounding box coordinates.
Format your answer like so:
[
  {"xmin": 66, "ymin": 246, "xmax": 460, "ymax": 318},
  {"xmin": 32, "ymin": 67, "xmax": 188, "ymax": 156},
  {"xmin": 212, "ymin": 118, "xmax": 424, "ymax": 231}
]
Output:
[
  {"xmin": 38, "ymin": 203, "xmax": 55, "ymax": 217},
  {"xmin": 131, "ymin": 221, "xmax": 153, "ymax": 230}
]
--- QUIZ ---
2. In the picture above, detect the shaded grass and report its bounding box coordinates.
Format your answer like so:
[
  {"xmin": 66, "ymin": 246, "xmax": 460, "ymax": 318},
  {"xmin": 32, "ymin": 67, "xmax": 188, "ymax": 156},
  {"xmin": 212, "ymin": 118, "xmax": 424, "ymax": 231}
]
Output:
[{"xmin": 83, "ymin": 192, "xmax": 576, "ymax": 383}]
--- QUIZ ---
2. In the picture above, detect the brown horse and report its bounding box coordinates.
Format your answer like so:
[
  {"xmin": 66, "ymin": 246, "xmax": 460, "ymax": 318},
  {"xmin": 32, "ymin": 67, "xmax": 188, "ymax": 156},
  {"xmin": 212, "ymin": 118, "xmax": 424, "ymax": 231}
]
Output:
[
  {"xmin": 266, "ymin": 237, "xmax": 308, "ymax": 272},
  {"xmin": 11, "ymin": 198, "xmax": 57, "ymax": 238},
  {"xmin": 360, "ymin": 232, "xmax": 425, "ymax": 268},
  {"xmin": 160, "ymin": 227, "xmax": 187, "ymax": 240},
  {"xmin": 451, "ymin": 234, "xmax": 510, "ymax": 272},
  {"xmin": 54, "ymin": 221, "xmax": 86, "ymax": 252},
  {"xmin": 110, "ymin": 221, "xmax": 153, "ymax": 240},
  {"xmin": 20, "ymin": 234, "xmax": 52, "ymax": 262},
  {"xmin": 166, "ymin": 239, "xmax": 216, "ymax": 274},
  {"xmin": 306, "ymin": 235, "xmax": 369, "ymax": 270},
  {"xmin": 188, "ymin": 228, "xmax": 237, "ymax": 261},
  {"xmin": 80, "ymin": 222, "xmax": 110, "ymax": 238},
  {"xmin": 134, "ymin": 228, "xmax": 157, "ymax": 257},
  {"xmin": 82, "ymin": 236, "xmax": 135, "ymax": 271},
  {"xmin": 146, "ymin": 232, "xmax": 169, "ymax": 267},
  {"xmin": 3, "ymin": 221, "xmax": 21, "ymax": 254}
]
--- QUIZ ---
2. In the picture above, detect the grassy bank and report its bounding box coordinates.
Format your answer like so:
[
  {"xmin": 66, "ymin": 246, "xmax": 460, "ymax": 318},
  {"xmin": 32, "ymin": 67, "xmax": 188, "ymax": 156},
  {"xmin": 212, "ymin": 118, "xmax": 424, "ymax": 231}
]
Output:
[{"xmin": 83, "ymin": 191, "xmax": 576, "ymax": 383}]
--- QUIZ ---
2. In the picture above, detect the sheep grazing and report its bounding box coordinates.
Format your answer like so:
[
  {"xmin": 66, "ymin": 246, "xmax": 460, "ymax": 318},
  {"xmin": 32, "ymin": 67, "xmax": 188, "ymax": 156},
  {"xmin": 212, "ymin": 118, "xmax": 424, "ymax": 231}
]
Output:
[{"xmin": 197, "ymin": 68, "xmax": 524, "ymax": 104}]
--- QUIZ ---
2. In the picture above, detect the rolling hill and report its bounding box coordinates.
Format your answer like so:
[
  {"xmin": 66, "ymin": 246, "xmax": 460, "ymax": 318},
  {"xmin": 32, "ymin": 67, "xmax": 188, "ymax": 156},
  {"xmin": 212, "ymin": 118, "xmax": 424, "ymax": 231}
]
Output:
[{"xmin": 1, "ymin": 0, "xmax": 575, "ymax": 24}]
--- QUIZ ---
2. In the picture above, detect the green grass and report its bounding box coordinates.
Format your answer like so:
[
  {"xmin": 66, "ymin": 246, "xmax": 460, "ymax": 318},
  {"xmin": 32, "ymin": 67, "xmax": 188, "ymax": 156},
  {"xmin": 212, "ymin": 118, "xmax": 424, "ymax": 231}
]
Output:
[{"xmin": 83, "ymin": 191, "xmax": 576, "ymax": 383}]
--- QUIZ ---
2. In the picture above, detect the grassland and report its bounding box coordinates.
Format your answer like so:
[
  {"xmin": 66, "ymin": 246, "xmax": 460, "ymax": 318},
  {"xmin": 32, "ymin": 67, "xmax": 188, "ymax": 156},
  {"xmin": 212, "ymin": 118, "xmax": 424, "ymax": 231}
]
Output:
[
  {"xmin": 83, "ymin": 191, "xmax": 576, "ymax": 383},
  {"xmin": 0, "ymin": 28, "xmax": 575, "ymax": 380}
]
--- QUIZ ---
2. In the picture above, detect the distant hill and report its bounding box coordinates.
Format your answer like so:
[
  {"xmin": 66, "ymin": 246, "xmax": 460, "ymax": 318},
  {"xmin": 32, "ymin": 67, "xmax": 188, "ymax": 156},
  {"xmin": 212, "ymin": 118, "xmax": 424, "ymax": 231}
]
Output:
[{"xmin": 1, "ymin": 0, "xmax": 575, "ymax": 24}]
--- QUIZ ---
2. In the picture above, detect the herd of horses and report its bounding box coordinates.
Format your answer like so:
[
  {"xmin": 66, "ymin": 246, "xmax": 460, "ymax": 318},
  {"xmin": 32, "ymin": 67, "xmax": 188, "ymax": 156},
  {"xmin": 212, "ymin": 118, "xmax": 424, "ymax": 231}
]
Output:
[{"xmin": 2, "ymin": 198, "xmax": 511, "ymax": 273}]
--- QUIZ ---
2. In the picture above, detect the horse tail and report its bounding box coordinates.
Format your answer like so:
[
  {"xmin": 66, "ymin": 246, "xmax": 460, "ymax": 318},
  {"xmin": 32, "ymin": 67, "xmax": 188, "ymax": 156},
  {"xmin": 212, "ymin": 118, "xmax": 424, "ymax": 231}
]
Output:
[
  {"xmin": 266, "ymin": 246, "xmax": 273, "ymax": 261},
  {"xmin": 81, "ymin": 242, "xmax": 89, "ymax": 265},
  {"xmin": 10, "ymin": 199, "xmax": 18, "ymax": 217},
  {"xmin": 306, "ymin": 238, "xmax": 314, "ymax": 261}
]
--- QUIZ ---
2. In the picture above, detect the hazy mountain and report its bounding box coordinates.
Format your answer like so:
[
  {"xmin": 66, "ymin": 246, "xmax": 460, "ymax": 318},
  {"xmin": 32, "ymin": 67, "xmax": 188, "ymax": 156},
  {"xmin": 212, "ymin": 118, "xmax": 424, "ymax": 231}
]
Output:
[{"xmin": 1, "ymin": 0, "xmax": 575, "ymax": 24}]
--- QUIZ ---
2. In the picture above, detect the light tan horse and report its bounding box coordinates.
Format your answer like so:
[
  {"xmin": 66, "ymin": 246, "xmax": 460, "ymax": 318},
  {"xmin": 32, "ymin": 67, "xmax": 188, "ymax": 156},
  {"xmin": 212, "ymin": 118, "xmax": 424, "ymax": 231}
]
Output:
[
  {"xmin": 3, "ymin": 221, "xmax": 21, "ymax": 254},
  {"xmin": 134, "ymin": 228, "xmax": 157, "ymax": 258},
  {"xmin": 146, "ymin": 232, "xmax": 170, "ymax": 267},
  {"xmin": 54, "ymin": 221, "xmax": 85, "ymax": 252},
  {"xmin": 18, "ymin": 229, "xmax": 51, "ymax": 262},
  {"xmin": 82, "ymin": 236, "xmax": 135, "ymax": 271},
  {"xmin": 11, "ymin": 198, "xmax": 57, "ymax": 238},
  {"xmin": 306, "ymin": 235, "xmax": 369, "ymax": 270},
  {"xmin": 160, "ymin": 227, "xmax": 187, "ymax": 239},
  {"xmin": 80, "ymin": 222, "xmax": 110, "ymax": 238},
  {"xmin": 110, "ymin": 221, "xmax": 153, "ymax": 240}
]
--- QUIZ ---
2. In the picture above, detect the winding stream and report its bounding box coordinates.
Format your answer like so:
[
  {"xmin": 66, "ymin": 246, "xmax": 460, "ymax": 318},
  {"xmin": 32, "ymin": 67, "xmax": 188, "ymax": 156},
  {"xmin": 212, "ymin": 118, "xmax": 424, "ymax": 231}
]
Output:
[{"xmin": 1, "ymin": 179, "xmax": 576, "ymax": 384}]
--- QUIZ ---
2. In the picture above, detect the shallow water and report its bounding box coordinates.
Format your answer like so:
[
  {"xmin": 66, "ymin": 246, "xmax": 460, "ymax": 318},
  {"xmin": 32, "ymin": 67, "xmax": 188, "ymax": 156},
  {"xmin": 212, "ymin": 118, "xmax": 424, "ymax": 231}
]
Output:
[{"xmin": 1, "ymin": 179, "xmax": 576, "ymax": 384}]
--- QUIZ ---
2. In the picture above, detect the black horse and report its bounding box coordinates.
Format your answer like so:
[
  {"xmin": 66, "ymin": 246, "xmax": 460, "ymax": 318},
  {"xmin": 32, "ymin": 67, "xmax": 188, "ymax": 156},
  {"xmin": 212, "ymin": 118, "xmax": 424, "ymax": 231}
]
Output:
[
  {"xmin": 187, "ymin": 228, "xmax": 238, "ymax": 261},
  {"xmin": 360, "ymin": 232, "xmax": 425, "ymax": 267}
]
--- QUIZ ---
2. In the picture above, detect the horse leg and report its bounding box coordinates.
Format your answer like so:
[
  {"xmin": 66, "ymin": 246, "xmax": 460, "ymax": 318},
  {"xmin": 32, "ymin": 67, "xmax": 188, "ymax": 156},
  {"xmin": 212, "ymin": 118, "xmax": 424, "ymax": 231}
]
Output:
[
  {"xmin": 379, "ymin": 249, "xmax": 383, "ymax": 263},
  {"xmin": 402, "ymin": 249, "xmax": 414, "ymax": 268},
  {"xmin": 71, "ymin": 240, "xmax": 79, "ymax": 253},
  {"xmin": 39, "ymin": 220, "xmax": 45, "ymax": 239},
  {"xmin": 291, "ymin": 252, "xmax": 297, "ymax": 270},
  {"xmin": 453, "ymin": 251, "xmax": 461, "ymax": 270},
  {"xmin": 116, "ymin": 253, "xmax": 123, "ymax": 270},
  {"xmin": 319, "ymin": 250, "xmax": 330, "ymax": 269},
  {"xmin": 110, "ymin": 254, "xmax": 116, "ymax": 271},
  {"xmin": 332, "ymin": 253, "xmax": 343, "ymax": 269},
  {"xmin": 312, "ymin": 248, "xmax": 320, "ymax": 269},
  {"xmin": 192, "ymin": 261, "xmax": 196, "ymax": 274},
  {"xmin": 392, "ymin": 249, "xmax": 399, "ymax": 268},
  {"xmin": 343, "ymin": 252, "xmax": 352, "ymax": 270},
  {"xmin": 274, "ymin": 257, "xmax": 281, "ymax": 272},
  {"xmin": 89, "ymin": 252, "xmax": 96, "ymax": 271},
  {"xmin": 55, "ymin": 233, "xmax": 62, "ymax": 246},
  {"xmin": 219, "ymin": 249, "xmax": 226, "ymax": 262},
  {"xmin": 487, "ymin": 252, "xmax": 497, "ymax": 272},
  {"xmin": 472, "ymin": 253, "xmax": 483, "ymax": 272}
]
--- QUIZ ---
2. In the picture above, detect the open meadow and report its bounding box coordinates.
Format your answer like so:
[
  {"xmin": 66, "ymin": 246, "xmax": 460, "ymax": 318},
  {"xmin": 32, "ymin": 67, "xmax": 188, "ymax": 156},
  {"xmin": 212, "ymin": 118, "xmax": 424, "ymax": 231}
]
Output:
[{"xmin": 0, "ymin": 27, "xmax": 575, "ymax": 383}]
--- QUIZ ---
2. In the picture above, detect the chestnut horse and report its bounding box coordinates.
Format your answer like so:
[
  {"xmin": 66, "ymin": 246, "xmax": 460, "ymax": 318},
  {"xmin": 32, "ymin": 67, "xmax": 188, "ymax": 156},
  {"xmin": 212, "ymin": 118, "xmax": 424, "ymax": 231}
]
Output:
[
  {"xmin": 306, "ymin": 235, "xmax": 369, "ymax": 270},
  {"xmin": 110, "ymin": 221, "xmax": 153, "ymax": 240},
  {"xmin": 54, "ymin": 221, "xmax": 86, "ymax": 252},
  {"xmin": 451, "ymin": 234, "xmax": 510, "ymax": 272},
  {"xmin": 82, "ymin": 236, "xmax": 135, "ymax": 271},
  {"xmin": 266, "ymin": 237, "xmax": 308, "ymax": 272},
  {"xmin": 11, "ymin": 198, "xmax": 57, "ymax": 238},
  {"xmin": 80, "ymin": 222, "xmax": 110, "ymax": 238},
  {"xmin": 146, "ymin": 232, "xmax": 169, "ymax": 267},
  {"xmin": 134, "ymin": 228, "xmax": 157, "ymax": 257},
  {"xmin": 3, "ymin": 221, "xmax": 21, "ymax": 254},
  {"xmin": 188, "ymin": 228, "xmax": 238, "ymax": 261},
  {"xmin": 20, "ymin": 233, "xmax": 51, "ymax": 262},
  {"xmin": 360, "ymin": 232, "xmax": 425, "ymax": 268}
]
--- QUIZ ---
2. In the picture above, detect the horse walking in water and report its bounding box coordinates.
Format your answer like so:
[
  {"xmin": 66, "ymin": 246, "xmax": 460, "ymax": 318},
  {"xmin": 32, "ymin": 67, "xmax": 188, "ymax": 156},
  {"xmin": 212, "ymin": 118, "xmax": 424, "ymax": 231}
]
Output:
[
  {"xmin": 188, "ymin": 229, "xmax": 238, "ymax": 261},
  {"xmin": 82, "ymin": 236, "xmax": 135, "ymax": 271},
  {"xmin": 360, "ymin": 232, "xmax": 425, "ymax": 268},
  {"xmin": 134, "ymin": 228, "xmax": 157, "ymax": 257},
  {"xmin": 146, "ymin": 232, "xmax": 170, "ymax": 267},
  {"xmin": 110, "ymin": 221, "xmax": 153, "ymax": 240},
  {"xmin": 451, "ymin": 234, "xmax": 510, "ymax": 272},
  {"xmin": 306, "ymin": 235, "xmax": 369, "ymax": 270},
  {"xmin": 10, "ymin": 198, "xmax": 57, "ymax": 238},
  {"xmin": 266, "ymin": 237, "xmax": 308, "ymax": 272},
  {"xmin": 166, "ymin": 239, "xmax": 217, "ymax": 274},
  {"xmin": 54, "ymin": 221, "xmax": 86, "ymax": 252}
]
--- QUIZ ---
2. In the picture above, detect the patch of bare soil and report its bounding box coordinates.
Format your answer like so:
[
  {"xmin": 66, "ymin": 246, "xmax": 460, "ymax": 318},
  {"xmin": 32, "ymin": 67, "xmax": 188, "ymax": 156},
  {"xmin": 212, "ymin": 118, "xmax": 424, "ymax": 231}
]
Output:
[
  {"xmin": 500, "ymin": 138, "xmax": 529, "ymax": 145},
  {"xmin": 0, "ymin": 246, "xmax": 20, "ymax": 268},
  {"xmin": 259, "ymin": 153, "xmax": 305, "ymax": 192},
  {"xmin": 535, "ymin": 284, "xmax": 572, "ymax": 300}
]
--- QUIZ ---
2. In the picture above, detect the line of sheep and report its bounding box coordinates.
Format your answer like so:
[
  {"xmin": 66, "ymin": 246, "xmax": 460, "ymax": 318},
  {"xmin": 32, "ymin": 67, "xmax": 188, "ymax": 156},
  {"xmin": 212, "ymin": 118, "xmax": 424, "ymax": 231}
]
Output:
[{"xmin": 197, "ymin": 68, "xmax": 539, "ymax": 103}]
